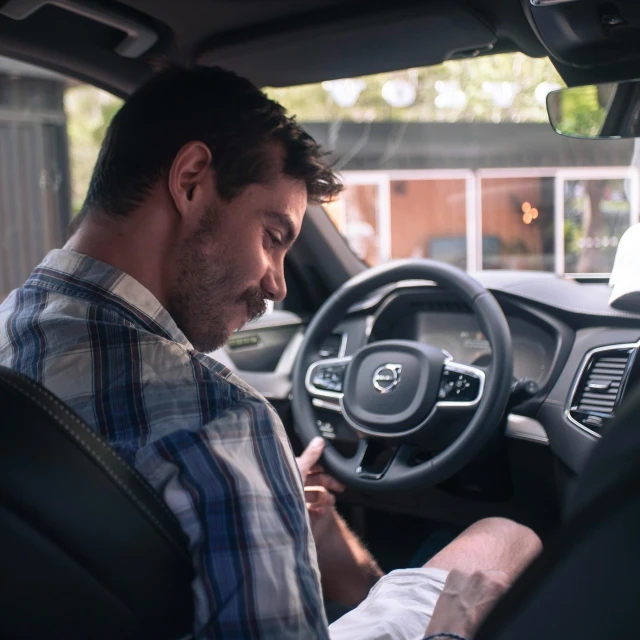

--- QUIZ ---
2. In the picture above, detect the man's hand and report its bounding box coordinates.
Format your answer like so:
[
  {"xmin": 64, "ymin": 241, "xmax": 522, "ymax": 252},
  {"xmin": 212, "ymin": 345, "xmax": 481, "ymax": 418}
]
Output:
[
  {"xmin": 296, "ymin": 437, "xmax": 383, "ymax": 606},
  {"xmin": 296, "ymin": 437, "xmax": 383, "ymax": 607},
  {"xmin": 296, "ymin": 437, "xmax": 344, "ymax": 488},
  {"xmin": 425, "ymin": 569, "xmax": 511, "ymax": 639},
  {"xmin": 296, "ymin": 437, "xmax": 345, "ymax": 541}
]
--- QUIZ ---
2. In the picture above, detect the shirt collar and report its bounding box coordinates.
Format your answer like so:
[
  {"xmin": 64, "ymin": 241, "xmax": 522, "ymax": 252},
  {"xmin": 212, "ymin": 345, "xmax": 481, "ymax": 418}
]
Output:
[{"xmin": 29, "ymin": 249, "xmax": 193, "ymax": 349}]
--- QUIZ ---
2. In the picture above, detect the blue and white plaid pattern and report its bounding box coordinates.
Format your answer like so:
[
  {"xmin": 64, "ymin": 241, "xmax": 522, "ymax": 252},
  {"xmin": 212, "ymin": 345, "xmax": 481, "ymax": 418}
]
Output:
[{"xmin": 0, "ymin": 249, "xmax": 328, "ymax": 639}]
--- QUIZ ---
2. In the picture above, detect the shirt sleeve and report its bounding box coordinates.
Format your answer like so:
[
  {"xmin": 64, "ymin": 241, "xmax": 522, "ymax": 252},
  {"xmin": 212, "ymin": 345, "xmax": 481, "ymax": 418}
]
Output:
[{"xmin": 134, "ymin": 381, "xmax": 329, "ymax": 640}]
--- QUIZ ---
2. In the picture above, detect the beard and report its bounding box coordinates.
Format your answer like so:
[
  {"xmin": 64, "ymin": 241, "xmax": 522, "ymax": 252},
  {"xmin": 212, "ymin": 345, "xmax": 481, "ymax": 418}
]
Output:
[{"xmin": 167, "ymin": 206, "xmax": 267, "ymax": 352}]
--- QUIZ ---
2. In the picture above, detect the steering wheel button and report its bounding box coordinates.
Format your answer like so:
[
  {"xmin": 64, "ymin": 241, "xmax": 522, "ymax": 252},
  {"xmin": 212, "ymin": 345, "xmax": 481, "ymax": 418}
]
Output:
[{"xmin": 437, "ymin": 366, "xmax": 482, "ymax": 403}]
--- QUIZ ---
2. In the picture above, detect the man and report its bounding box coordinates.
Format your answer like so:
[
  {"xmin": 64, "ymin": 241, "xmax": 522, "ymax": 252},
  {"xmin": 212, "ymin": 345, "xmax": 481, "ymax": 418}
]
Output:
[{"xmin": 0, "ymin": 66, "xmax": 540, "ymax": 639}]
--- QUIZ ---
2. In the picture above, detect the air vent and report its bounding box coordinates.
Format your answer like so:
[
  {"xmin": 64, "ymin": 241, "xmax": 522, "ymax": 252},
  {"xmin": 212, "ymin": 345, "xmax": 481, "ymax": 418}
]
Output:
[
  {"xmin": 568, "ymin": 346, "xmax": 635, "ymax": 435},
  {"xmin": 318, "ymin": 333, "xmax": 345, "ymax": 359}
]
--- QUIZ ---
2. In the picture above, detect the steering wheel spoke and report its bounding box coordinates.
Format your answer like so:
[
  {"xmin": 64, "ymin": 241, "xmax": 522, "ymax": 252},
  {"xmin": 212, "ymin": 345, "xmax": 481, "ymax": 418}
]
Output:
[
  {"xmin": 354, "ymin": 440, "xmax": 416, "ymax": 481},
  {"xmin": 436, "ymin": 360, "xmax": 485, "ymax": 408},
  {"xmin": 305, "ymin": 356, "xmax": 351, "ymax": 401}
]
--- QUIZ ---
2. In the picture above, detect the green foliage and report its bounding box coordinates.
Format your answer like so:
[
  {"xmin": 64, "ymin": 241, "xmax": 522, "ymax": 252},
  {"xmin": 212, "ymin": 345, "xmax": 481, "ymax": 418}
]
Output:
[
  {"xmin": 555, "ymin": 86, "xmax": 606, "ymax": 138},
  {"xmin": 564, "ymin": 218, "xmax": 581, "ymax": 256},
  {"xmin": 64, "ymin": 85, "xmax": 122, "ymax": 213},
  {"xmin": 92, "ymin": 99, "xmax": 121, "ymax": 145},
  {"xmin": 266, "ymin": 53, "xmax": 564, "ymax": 124}
]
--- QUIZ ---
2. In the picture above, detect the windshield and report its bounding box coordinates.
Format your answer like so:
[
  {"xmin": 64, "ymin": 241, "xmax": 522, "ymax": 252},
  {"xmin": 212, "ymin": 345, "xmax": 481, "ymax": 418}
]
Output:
[{"xmin": 267, "ymin": 53, "xmax": 639, "ymax": 276}]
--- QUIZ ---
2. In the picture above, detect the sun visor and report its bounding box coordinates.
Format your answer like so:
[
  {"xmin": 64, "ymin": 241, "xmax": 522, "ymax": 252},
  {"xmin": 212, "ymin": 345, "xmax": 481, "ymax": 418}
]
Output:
[
  {"xmin": 196, "ymin": 4, "xmax": 497, "ymax": 88},
  {"xmin": 528, "ymin": 0, "xmax": 640, "ymax": 71}
]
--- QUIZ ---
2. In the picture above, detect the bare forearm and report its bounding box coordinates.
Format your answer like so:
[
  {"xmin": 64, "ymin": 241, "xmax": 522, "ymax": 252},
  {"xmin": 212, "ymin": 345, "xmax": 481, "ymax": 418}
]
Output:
[
  {"xmin": 424, "ymin": 569, "xmax": 512, "ymax": 639},
  {"xmin": 315, "ymin": 510, "xmax": 384, "ymax": 608}
]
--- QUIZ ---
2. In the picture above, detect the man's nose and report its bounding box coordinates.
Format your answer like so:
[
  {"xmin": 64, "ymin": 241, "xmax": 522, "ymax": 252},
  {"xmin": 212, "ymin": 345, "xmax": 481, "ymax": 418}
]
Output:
[{"xmin": 262, "ymin": 265, "xmax": 287, "ymax": 303}]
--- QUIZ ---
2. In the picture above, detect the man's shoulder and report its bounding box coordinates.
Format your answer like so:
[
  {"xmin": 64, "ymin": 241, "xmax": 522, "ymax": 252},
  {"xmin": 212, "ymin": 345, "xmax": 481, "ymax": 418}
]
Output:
[
  {"xmin": 0, "ymin": 280, "xmax": 228, "ymax": 382},
  {"xmin": 45, "ymin": 315, "xmax": 261, "ymax": 434},
  {"xmin": 0, "ymin": 284, "xmax": 272, "ymax": 444}
]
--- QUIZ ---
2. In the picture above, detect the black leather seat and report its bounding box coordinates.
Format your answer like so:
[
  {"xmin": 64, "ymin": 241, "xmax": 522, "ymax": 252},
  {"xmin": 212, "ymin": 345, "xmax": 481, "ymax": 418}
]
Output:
[
  {"xmin": 0, "ymin": 366, "xmax": 194, "ymax": 640},
  {"xmin": 477, "ymin": 383, "xmax": 640, "ymax": 639}
]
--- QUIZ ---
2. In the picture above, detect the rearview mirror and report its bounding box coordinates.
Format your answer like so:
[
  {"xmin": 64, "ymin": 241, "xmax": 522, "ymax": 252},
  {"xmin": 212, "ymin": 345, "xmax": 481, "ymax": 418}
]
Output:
[{"xmin": 547, "ymin": 79, "xmax": 640, "ymax": 139}]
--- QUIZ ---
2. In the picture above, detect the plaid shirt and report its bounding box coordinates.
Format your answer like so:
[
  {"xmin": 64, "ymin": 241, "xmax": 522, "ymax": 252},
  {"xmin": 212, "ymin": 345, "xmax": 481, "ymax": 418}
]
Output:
[{"xmin": 0, "ymin": 249, "xmax": 328, "ymax": 639}]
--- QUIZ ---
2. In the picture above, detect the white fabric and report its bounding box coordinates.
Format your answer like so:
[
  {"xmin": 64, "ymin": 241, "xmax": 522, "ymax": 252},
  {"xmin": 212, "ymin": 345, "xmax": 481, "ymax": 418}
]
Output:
[
  {"xmin": 609, "ymin": 222, "xmax": 640, "ymax": 311},
  {"xmin": 329, "ymin": 567, "xmax": 449, "ymax": 640}
]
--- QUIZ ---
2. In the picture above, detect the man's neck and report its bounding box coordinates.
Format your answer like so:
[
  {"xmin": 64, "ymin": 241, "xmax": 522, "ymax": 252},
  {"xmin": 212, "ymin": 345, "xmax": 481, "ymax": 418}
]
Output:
[{"xmin": 64, "ymin": 212, "xmax": 175, "ymax": 309}]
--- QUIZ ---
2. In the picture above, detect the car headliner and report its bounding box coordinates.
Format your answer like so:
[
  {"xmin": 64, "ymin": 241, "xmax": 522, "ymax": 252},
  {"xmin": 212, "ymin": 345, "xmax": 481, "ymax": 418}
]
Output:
[{"xmin": 0, "ymin": 0, "xmax": 639, "ymax": 97}]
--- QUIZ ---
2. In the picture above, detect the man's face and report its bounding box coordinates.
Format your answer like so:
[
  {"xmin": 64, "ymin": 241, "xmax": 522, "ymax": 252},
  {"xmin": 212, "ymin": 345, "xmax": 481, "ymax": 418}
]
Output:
[{"xmin": 167, "ymin": 171, "xmax": 307, "ymax": 353}]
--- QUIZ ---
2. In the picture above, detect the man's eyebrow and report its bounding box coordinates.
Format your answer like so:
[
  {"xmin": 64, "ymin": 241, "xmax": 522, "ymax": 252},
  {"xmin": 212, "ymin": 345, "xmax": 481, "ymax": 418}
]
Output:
[{"xmin": 264, "ymin": 211, "xmax": 297, "ymax": 246}]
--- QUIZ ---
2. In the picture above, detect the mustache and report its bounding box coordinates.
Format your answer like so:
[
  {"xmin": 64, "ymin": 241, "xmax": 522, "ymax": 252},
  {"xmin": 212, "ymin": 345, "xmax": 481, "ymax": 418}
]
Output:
[{"xmin": 238, "ymin": 288, "xmax": 268, "ymax": 322}]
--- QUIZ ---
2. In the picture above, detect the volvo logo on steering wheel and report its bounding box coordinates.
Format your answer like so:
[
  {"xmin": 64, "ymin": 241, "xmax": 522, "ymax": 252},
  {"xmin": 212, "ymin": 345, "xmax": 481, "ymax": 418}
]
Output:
[{"xmin": 372, "ymin": 364, "xmax": 402, "ymax": 394}]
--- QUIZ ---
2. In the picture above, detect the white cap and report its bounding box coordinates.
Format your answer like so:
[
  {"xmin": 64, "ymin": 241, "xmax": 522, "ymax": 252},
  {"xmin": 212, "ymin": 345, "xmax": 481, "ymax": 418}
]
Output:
[{"xmin": 609, "ymin": 223, "xmax": 640, "ymax": 311}]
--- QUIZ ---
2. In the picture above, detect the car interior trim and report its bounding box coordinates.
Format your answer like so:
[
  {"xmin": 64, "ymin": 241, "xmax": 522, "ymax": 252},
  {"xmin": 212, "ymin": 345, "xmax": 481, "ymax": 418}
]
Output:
[
  {"xmin": 0, "ymin": 0, "xmax": 159, "ymax": 58},
  {"xmin": 195, "ymin": 3, "xmax": 498, "ymax": 88},
  {"xmin": 243, "ymin": 311, "xmax": 304, "ymax": 330},
  {"xmin": 437, "ymin": 360, "xmax": 486, "ymax": 408},
  {"xmin": 565, "ymin": 341, "xmax": 639, "ymax": 439},
  {"xmin": 338, "ymin": 331, "xmax": 348, "ymax": 357},
  {"xmin": 304, "ymin": 355, "xmax": 352, "ymax": 400},
  {"xmin": 311, "ymin": 397, "xmax": 342, "ymax": 413},
  {"xmin": 274, "ymin": 329, "xmax": 305, "ymax": 375},
  {"xmin": 348, "ymin": 279, "xmax": 437, "ymax": 314},
  {"xmin": 506, "ymin": 414, "xmax": 549, "ymax": 445}
]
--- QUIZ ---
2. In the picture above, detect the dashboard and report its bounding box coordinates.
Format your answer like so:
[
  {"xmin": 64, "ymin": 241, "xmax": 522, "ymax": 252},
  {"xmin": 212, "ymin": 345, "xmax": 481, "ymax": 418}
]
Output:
[
  {"xmin": 374, "ymin": 310, "xmax": 556, "ymax": 385},
  {"xmin": 218, "ymin": 270, "xmax": 640, "ymax": 521}
]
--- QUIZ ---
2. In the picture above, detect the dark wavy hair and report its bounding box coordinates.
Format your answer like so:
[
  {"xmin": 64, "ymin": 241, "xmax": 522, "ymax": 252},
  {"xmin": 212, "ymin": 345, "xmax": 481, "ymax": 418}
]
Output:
[{"xmin": 80, "ymin": 66, "xmax": 342, "ymax": 219}]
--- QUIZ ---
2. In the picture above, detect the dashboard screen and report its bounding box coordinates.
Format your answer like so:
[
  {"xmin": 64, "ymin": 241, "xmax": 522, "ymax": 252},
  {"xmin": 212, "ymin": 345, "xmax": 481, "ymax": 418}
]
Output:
[{"xmin": 417, "ymin": 312, "xmax": 555, "ymax": 383}]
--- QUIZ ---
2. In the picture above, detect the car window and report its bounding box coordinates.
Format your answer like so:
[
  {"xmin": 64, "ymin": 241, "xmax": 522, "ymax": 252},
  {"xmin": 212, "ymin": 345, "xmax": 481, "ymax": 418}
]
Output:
[
  {"xmin": 0, "ymin": 56, "xmax": 122, "ymax": 302},
  {"xmin": 267, "ymin": 53, "xmax": 639, "ymax": 277},
  {"xmin": 2, "ymin": 53, "xmax": 635, "ymax": 308}
]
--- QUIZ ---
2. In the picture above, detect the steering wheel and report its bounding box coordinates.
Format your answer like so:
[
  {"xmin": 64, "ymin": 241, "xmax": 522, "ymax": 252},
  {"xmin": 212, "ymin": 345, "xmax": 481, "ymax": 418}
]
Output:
[{"xmin": 292, "ymin": 260, "xmax": 513, "ymax": 493}]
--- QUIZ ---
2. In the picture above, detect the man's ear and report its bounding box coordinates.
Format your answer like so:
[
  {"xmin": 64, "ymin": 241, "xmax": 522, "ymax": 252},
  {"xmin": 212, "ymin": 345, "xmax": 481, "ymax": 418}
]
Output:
[{"xmin": 168, "ymin": 141, "xmax": 214, "ymax": 220}]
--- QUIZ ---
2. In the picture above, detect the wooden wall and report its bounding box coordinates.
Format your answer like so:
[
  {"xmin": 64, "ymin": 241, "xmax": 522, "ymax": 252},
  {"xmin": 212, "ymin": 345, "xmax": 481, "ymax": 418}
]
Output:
[
  {"xmin": 339, "ymin": 175, "xmax": 552, "ymax": 271},
  {"xmin": 389, "ymin": 179, "xmax": 467, "ymax": 264},
  {"xmin": 480, "ymin": 177, "xmax": 548, "ymax": 270}
]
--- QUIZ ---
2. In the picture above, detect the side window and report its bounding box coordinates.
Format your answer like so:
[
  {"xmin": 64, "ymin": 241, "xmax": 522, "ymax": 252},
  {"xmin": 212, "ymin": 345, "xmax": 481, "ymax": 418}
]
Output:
[{"xmin": 0, "ymin": 56, "xmax": 121, "ymax": 301}]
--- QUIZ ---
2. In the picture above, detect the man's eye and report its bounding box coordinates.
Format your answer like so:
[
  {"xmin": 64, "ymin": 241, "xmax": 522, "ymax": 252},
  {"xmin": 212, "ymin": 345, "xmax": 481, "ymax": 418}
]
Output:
[{"xmin": 267, "ymin": 230, "xmax": 283, "ymax": 246}]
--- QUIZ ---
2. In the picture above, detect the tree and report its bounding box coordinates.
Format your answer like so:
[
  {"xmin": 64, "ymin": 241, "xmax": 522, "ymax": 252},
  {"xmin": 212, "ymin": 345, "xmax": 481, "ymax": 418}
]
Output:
[
  {"xmin": 577, "ymin": 180, "xmax": 607, "ymax": 273},
  {"xmin": 266, "ymin": 52, "xmax": 564, "ymax": 124},
  {"xmin": 64, "ymin": 85, "xmax": 122, "ymax": 213},
  {"xmin": 551, "ymin": 84, "xmax": 608, "ymax": 137}
]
